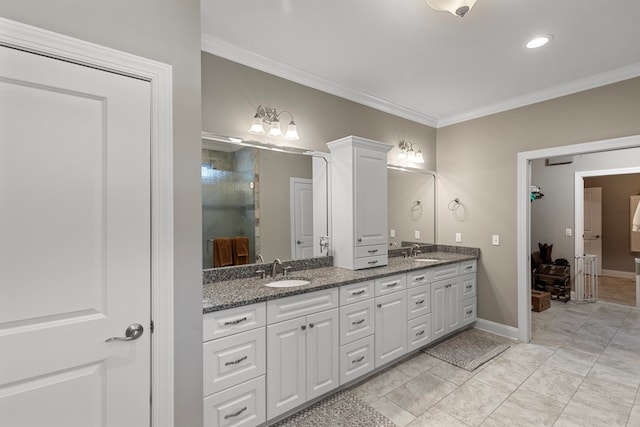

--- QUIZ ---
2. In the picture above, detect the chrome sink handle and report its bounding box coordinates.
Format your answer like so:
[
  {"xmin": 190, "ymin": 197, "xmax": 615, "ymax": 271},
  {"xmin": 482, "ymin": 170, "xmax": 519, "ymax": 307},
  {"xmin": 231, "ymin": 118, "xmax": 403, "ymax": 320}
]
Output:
[{"xmin": 105, "ymin": 323, "xmax": 144, "ymax": 342}]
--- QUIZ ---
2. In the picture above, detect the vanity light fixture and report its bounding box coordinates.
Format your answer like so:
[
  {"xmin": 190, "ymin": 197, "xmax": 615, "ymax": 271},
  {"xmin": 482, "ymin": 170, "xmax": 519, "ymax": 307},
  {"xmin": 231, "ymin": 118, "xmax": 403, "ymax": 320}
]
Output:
[
  {"xmin": 426, "ymin": 0, "xmax": 478, "ymax": 18},
  {"xmin": 249, "ymin": 105, "xmax": 300, "ymax": 140},
  {"xmin": 398, "ymin": 140, "xmax": 425, "ymax": 163}
]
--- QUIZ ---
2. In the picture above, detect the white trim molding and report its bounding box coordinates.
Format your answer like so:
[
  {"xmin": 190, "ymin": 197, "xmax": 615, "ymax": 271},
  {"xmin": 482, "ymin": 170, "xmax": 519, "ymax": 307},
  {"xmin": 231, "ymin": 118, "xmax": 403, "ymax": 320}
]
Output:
[
  {"xmin": 475, "ymin": 319, "xmax": 520, "ymax": 341},
  {"xmin": 517, "ymin": 135, "xmax": 640, "ymax": 342},
  {"xmin": 0, "ymin": 17, "xmax": 175, "ymax": 427},
  {"xmin": 201, "ymin": 35, "xmax": 439, "ymax": 128},
  {"xmin": 602, "ymin": 269, "xmax": 636, "ymax": 280}
]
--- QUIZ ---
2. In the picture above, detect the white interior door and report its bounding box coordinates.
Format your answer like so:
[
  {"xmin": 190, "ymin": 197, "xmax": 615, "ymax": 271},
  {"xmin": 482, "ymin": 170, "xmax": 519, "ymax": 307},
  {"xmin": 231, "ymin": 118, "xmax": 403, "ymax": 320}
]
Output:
[
  {"xmin": 290, "ymin": 178, "xmax": 314, "ymax": 259},
  {"xmin": 583, "ymin": 187, "xmax": 603, "ymax": 275},
  {"xmin": 0, "ymin": 45, "xmax": 151, "ymax": 426}
]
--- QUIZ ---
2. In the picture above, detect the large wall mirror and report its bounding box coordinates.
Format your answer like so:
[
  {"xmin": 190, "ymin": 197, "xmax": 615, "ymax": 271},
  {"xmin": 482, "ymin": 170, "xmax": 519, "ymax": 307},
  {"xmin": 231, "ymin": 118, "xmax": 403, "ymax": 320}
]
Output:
[{"xmin": 202, "ymin": 132, "xmax": 436, "ymax": 269}]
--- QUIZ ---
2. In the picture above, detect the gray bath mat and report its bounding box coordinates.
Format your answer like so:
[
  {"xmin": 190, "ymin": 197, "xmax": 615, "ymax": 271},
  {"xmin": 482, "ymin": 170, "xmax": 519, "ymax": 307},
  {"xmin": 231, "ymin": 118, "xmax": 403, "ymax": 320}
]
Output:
[
  {"xmin": 423, "ymin": 328, "xmax": 511, "ymax": 371},
  {"xmin": 272, "ymin": 389, "xmax": 395, "ymax": 427}
]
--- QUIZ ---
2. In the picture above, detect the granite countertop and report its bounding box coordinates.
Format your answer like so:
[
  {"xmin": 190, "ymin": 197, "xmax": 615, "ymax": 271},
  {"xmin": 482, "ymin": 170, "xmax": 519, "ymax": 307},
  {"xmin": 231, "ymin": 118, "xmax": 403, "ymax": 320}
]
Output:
[{"xmin": 202, "ymin": 251, "xmax": 478, "ymax": 313}]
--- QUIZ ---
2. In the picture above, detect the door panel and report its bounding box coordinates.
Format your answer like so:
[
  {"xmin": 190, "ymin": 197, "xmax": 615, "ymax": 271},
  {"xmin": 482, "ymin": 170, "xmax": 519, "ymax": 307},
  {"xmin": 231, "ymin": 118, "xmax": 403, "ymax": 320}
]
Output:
[
  {"xmin": 583, "ymin": 187, "xmax": 602, "ymax": 275},
  {"xmin": 0, "ymin": 46, "xmax": 151, "ymax": 426},
  {"xmin": 306, "ymin": 308, "xmax": 339, "ymax": 401},
  {"xmin": 291, "ymin": 178, "xmax": 313, "ymax": 259}
]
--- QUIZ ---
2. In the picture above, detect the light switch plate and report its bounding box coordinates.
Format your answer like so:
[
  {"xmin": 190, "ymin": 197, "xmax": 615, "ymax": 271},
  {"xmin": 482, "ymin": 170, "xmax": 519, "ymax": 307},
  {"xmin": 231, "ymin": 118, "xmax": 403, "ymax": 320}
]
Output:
[
  {"xmin": 414, "ymin": 230, "xmax": 421, "ymax": 239},
  {"xmin": 455, "ymin": 232, "xmax": 462, "ymax": 243},
  {"xmin": 565, "ymin": 228, "xmax": 572, "ymax": 237},
  {"xmin": 492, "ymin": 235, "xmax": 500, "ymax": 246},
  {"xmin": 390, "ymin": 229, "xmax": 396, "ymax": 238}
]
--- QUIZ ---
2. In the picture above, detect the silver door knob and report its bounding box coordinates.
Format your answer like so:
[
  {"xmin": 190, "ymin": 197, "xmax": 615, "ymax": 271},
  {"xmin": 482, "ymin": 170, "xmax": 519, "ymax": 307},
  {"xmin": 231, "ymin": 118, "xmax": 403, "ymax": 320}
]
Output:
[
  {"xmin": 296, "ymin": 240, "xmax": 303, "ymax": 244},
  {"xmin": 105, "ymin": 323, "xmax": 144, "ymax": 342}
]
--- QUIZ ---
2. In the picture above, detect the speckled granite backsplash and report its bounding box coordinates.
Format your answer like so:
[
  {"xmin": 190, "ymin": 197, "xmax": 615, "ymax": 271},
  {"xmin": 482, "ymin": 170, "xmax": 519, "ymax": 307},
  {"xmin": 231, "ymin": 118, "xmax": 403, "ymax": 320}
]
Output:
[{"xmin": 202, "ymin": 256, "xmax": 334, "ymax": 284}]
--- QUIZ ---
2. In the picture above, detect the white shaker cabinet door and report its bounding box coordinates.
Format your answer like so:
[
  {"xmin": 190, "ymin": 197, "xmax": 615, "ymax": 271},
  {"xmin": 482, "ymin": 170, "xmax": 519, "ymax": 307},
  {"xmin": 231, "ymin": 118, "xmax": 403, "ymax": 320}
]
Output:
[
  {"xmin": 374, "ymin": 291, "xmax": 407, "ymax": 368},
  {"xmin": 305, "ymin": 308, "xmax": 340, "ymax": 401}
]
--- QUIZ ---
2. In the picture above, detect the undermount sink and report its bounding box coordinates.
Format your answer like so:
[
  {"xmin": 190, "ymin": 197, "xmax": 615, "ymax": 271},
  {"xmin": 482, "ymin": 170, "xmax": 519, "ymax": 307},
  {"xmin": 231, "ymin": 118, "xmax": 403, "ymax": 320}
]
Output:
[
  {"xmin": 264, "ymin": 278, "xmax": 311, "ymax": 288},
  {"xmin": 414, "ymin": 258, "xmax": 440, "ymax": 262}
]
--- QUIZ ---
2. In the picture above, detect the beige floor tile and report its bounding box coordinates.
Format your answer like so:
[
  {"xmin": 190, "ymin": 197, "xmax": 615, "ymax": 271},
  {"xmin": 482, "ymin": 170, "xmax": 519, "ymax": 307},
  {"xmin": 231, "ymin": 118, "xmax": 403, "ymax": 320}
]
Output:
[
  {"xmin": 428, "ymin": 360, "xmax": 476, "ymax": 385},
  {"xmin": 519, "ymin": 364, "xmax": 585, "ymax": 404},
  {"xmin": 351, "ymin": 367, "xmax": 411, "ymax": 403},
  {"xmin": 479, "ymin": 416, "xmax": 508, "ymax": 426},
  {"xmin": 406, "ymin": 407, "xmax": 470, "ymax": 427},
  {"xmin": 490, "ymin": 388, "xmax": 564, "ymax": 427},
  {"xmin": 498, "ymin": 343, "xmax": 554, "ymax": 367},
  {"xmin": 435, "ymin": 379, "xmax": 509, "ymax": 426},
  {"xmin": 370, "ymin": 396, "xmax": 416, "ymax": 427},
  {"xmin": 473, "ymin": 356, "xmax": 535, "ymax": 393},
  {"xmin": 386, "ymin": 372, "xmax": 457, "ymax": 417},
  {"xmin": 393, "ymin": 352, "xmax": 441, "ymax": 379},
  {"xmin": 554, "ymin": 398, "xmax": 630, "ymax": 427},
  {"xmin": 543, "ymin": 347, "xmax": 598, "ymax": 376},
  {"xmin": 588, "ymin": 362, "xmax": 640, "ymax": 389},
  {"xmin": 560, "ymin": 330, "xmax": 610, "ymax": 354},
  {"xmin": 576, "ymin": 373, "xmax": 637, "ymax": 410}
]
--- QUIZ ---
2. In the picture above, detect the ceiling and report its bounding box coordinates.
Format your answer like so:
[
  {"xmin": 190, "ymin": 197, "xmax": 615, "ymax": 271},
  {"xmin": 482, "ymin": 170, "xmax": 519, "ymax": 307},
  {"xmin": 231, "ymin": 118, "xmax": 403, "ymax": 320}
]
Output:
[{"xmin": 201, "ymin": 0, "xmax": 640, "ymax": 128}]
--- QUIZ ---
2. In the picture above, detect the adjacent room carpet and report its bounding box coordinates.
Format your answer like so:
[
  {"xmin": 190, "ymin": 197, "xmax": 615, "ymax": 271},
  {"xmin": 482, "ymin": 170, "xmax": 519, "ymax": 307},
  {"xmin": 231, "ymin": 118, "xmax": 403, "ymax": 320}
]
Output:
[
  {"xmin": 423, "ymin": 328, "xmax": 511, "ymax": 371},
  {"xmin": 272, "ymin": 389, "xmax": 395, "ymax": 427}
]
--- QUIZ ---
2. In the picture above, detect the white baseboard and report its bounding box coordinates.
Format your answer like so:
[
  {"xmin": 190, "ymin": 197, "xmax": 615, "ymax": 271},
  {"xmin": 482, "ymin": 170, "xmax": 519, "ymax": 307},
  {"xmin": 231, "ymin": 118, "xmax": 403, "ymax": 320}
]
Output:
[
  {"xmin": 475, "ymin": 318, "xmax": 521, "ymax": 341},
  {"xmin": 602, "ymin": 269, "xmax": 636, "ymax": 279}
]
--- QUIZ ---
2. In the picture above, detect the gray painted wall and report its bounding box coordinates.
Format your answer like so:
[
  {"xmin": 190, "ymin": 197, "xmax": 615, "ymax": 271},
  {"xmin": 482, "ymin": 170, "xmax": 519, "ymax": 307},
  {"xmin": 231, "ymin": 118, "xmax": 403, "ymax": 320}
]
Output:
[
  {"xmin": 0, "ymin": 3, "xmax": 203, "ymax": 425},
  {"xmin": 437, "ymin": 77, "xmax": 640, "ymax": 328}
]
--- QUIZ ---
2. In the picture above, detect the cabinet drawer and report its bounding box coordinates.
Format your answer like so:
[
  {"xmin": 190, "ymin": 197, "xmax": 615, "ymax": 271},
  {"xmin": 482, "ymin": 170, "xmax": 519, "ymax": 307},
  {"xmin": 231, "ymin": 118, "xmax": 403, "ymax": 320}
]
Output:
[
  {"xmin": 355, "ymin": 244, "xmax": 387, "ymax": 258},
  {"xmin": 339, "ymin": 299, "xmax": 375, "ymax": 345},
  {"xmin": 460, "ymin": 273, "xmax": 476, "ymax": 300},
  {"xmin": 407, "ymin": 269, "xmax": 430, "ymax": 288},
  {"xmin": 354, "ymin": 254, "xmax": 388, "ymax": 270},
  {"xmin": 203, "ymin": 376, "xmax": 265, "ymax": 427},
  {"xmin": 267, "ymin": 288, "xmax": 338, "ymax": 324},
  {"xmin": 460, "ymin": 259, "xmax": 477, "ymax": 274},
  {"xmin": 431, "ymin": 263, "xmax": 460, "ymax": 282},
  {"xmin": 339, "ymin": 335, "xmax": 375, "ymax": 385},
  {"xmin": 460, "ymin": 297, "xmax": 477, "ymax": 327},
  {"xmin": 339, "ymin": 280, "xmax": 375, "ymax": 305},
  {"xmin": 203, "ymin": 328, "xmax": 266, "ymax": 397},
  {"xmin": 407, "ymin": 314, "xmax": 432, "ymax": 352},
  {"xmin": 407, "ymin": 284, "xmax": 430, "ymax": 320},
  {"xmin": 204, "ymin": 303, "xmax": 267, "ymax": 342},
  {"xmin": 374, "ymin": 273, "xmax": 406, "ymax": 296}
]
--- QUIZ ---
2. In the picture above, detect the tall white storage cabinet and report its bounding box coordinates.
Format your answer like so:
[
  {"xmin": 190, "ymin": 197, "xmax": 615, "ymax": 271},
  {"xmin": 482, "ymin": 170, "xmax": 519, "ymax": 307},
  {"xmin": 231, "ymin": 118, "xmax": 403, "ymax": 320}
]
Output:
[{"xmin": 328, "ymin": 136, "xmax": 393, "ymax": 270}]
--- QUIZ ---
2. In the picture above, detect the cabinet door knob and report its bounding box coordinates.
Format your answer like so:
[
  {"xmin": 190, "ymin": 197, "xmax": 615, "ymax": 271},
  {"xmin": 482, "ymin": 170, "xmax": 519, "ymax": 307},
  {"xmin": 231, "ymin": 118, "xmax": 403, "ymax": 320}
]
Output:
[
  {"xmin": 309, "ymin": 323, "xmax": 315, "ymax": 328},
  {"xmin": 357, "ymin": 238, "xmax": 362, "ymax": 242},
  {"xmin": 301, "ymin": 325, "xmax": 307, "ymax": 330},
  {"xmin": 377, "ymin": 304, "xmax": 382, "ymax": 308},
  {"xmin": 296, "ymin": 240, "xmax": 303, "ymax": 244}
]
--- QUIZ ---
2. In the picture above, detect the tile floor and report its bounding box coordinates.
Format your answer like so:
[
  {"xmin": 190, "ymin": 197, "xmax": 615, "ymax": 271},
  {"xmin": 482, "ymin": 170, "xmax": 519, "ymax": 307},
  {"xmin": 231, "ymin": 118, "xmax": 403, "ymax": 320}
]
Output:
[
  {"xmin": 598, "ymin": 276, "xmax": 636, "ymax": 306},
  {"xmin": 352, "ymin": 300, "xmax": 640, "ymax": 426}
]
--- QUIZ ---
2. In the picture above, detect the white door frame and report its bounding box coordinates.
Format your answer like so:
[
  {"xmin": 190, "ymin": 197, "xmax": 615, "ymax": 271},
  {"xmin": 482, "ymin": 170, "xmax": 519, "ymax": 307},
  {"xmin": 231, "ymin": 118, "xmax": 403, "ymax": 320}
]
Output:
[
  {"xmin": 0, "ymin": 18, "xmax": 175, "ymax": 426},
  {"xmin": 517, "ymin": 134, "xmax": 640, "ymax": 342},
  {"xmin": 575, "ymin": 167, "xmax": 640, "ymax": 263}
]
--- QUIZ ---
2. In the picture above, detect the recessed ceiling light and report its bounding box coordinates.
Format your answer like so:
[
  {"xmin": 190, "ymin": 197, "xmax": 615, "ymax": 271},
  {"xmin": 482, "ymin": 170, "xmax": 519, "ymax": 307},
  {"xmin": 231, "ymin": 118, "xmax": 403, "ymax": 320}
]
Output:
[{"xmin": 526, "ymin": 35, "xmax": 553, "ymax": 49}]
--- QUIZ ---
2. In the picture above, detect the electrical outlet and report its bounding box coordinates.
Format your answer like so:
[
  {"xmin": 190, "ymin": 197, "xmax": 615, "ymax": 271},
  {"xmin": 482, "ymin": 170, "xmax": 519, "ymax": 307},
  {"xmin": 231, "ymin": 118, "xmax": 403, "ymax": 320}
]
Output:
[
  {"xmin": 492, "ymin": 235, "xmax": 500, "ymax": 246},
  {"xmin": 414, "ymin": 230, "xmax": 421, "ymax": 239},
  {"xmin": 455, "ymin": 232, "xmax": 462, "ymax": 243},
  {"xmin": 565, "ymin": 228, "xmax": 572, "ymax": 237},
  {"xmin": 390, "ymin": 229, "xmax": 396, "ymax": 238}
]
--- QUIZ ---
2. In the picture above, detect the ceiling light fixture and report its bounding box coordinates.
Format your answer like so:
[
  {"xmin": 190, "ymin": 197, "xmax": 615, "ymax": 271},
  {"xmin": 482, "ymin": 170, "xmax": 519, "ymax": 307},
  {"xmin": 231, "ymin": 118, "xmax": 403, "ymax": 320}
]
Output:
[
  {"xmin": 398, "ymin": 140, "xmax": 425, "ymax": 163},
  {"xmin": 249, "ymin": 105, "xmax": 300, "ymax": 140},
  {"xmin": 526, "ymin": 35, "xmax": 553, "ymax": 49},
  {"xmin": 426, "ymin": 0, "xmax": 478, "ymax": 18}
]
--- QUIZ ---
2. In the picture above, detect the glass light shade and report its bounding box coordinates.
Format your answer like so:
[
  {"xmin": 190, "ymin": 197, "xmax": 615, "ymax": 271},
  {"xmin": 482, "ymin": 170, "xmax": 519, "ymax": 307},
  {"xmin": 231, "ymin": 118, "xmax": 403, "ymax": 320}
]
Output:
[
  {"xmin": 426, "ymin": 0, "xmax": 477, "ymax": 17},
  {"xmin": 398, "ymin": 150, "xmax": 407, "ymax": 160},
  {"xmin": 415, "ymin": 151, "xmax": 425, "ymax": 163},
  {"xmin": 249, "ymin": 115, "xmax": 265, "ymax": 134},
  {"xmin": 268, "ymin": 120, "xmax": 283, "ymax": 137},
  {"xmin": 284, "ymin": 121, "xmax": 300, "ymax": 140},
  {"xmin": 407, "ymin": 149, "xmax": 416, "ymax": 161}
]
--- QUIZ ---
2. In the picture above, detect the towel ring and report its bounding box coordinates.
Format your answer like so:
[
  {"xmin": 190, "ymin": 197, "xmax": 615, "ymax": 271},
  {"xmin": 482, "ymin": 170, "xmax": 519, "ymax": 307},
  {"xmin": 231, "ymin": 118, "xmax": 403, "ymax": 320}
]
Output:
[{"xmin": 448, "ymin": 198, "xmax": 461, "ymax": 211}]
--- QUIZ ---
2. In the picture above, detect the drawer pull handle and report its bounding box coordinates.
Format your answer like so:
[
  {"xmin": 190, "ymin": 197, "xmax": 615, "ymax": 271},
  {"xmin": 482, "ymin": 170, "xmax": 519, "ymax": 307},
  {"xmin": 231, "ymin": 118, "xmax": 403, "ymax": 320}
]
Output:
[
  {"xmin": 416, "ymin": 299, "xmax": 425, "ymax": 305},
  {"xmin": 352, "ymin": 356, "xmax": 365, "ymax": 364},
  {"xmin": 224, "ymin": 406, "xmax": 247, "ymax": 419},
  {"xmin": 465, "ymin": 265, "xmax": 473, "ymax": 270},
  {"xmin": 377, "ymin": 304, "xmax": 382, "ymax": 308},
  {"xmin": 416, "ymin": 330, "xmax": 425, "ymax": 336},
  {"xmin": 466, "ymin": 310, "xmax": 473, "ymax": 315},
  {"xmin": 368, "ymin": 260, "xmax": 379, "ymax": 265},
  {"xmin": 357, "ymin": 238, "xmax": 362, "ymax": 242},
  {"xmin": 386, "ymin": 282, "xmax": 398, "ymax": 287},
  {"xmin": 368, "ymin": 249, "xmax": 379, "ymax": 253},
  {"xmin": 224, "ymin": 317, "xmax": 247, "ymax": 326},
  {"xmin": 352, "ymin": 319, "xmax": 365, "ymax": 325},
  {"xmin": 352, "ymin": 290, "xmax": 366, "ymax": 296},
  {"xmin": 466, "ymin": 285, "xmax": 472, "ymax": 289},
  {"xmin": 414, "ymin": 276, "xmax": 425, "ymax": 281},
  {"xmin": 225, "ymin": 355, "xmax": 248, "ymax": 366}
]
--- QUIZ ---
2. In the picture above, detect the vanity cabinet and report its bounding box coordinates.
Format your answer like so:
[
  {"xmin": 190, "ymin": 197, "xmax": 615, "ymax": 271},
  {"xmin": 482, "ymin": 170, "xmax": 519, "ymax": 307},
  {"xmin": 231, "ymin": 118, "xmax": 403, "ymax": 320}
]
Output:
[
  {"xmin": 328, "ymin": 136, "xmax": 393, "ymax": 270},
  {"xmin": 203, "ymin": 302, "xmax": 267, "ymax": 427},
  {"xmin": 374, "ymin": 274, "xmax": 408, "ymax": 367},
  {"xmin": 266, "ymin": 290, "xmax": 339, "ymax": 420},
  {"xmin": 431, "ymin": 261, "xmax": 477, "ymax": 341}
]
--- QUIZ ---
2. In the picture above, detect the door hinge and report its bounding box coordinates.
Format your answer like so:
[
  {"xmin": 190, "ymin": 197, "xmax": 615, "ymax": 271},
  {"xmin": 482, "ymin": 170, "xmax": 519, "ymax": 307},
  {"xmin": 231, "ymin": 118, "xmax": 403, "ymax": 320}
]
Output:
[{"xmin": 150, "ymin": 320, "xmax": 154, "ymax": 333}]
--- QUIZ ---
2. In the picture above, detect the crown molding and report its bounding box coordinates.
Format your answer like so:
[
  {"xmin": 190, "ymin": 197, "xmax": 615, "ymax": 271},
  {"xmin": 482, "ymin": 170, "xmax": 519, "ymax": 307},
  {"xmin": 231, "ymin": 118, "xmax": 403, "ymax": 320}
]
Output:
[
  {"xmin": 201, "ymin": 35, "xmax": 439, "ymax": 128},
  {"xmin": 438, "ymin": 62, "xmax": 640, "ymax": 127}
]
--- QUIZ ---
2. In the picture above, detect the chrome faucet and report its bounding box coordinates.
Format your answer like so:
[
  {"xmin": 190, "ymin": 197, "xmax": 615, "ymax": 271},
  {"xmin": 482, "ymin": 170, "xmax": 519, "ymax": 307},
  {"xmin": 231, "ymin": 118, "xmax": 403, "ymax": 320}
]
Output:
[
  {"xmin": 390, "ymin": 242, "xmax": 399, "ymax": 248},
  {"xmin": 271, "ymin": 258, "xmax": 282, "ymax": 278},
  {"xmin": 410, "ymin": 244, "xmax": 422, "ymax": 257}
]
